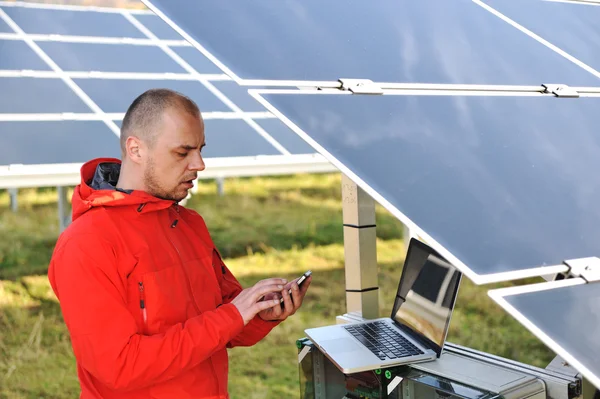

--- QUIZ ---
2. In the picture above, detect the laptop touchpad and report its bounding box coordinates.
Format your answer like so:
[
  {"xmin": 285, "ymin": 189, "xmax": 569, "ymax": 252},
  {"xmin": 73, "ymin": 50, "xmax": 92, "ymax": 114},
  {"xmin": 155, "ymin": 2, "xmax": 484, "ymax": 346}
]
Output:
[{"xmin": 322, "ymin": 338, "xmax": 362, "ymax": 354}]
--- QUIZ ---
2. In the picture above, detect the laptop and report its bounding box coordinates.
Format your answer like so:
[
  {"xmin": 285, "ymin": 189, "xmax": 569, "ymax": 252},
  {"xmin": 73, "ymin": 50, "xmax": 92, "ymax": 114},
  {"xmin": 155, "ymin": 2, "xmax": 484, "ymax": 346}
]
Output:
[{"xmin": 304, "ymin": 238, "xmax": 462, "ymax": 374}]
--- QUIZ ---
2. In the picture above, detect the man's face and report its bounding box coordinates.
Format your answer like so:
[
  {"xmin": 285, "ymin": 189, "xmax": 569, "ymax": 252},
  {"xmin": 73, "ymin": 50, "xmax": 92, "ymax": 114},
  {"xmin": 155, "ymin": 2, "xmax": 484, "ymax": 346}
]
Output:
[{"xmin": 142, "ymin": 107, "xmax": 206, "ymax": 202}]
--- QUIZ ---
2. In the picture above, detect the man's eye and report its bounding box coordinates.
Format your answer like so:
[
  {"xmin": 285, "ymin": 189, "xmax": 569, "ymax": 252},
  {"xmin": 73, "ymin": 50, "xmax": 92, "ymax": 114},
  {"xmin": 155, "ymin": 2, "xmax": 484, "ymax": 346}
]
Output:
[{"xmin": 177, "ymin": 152, "xmax": 187, "ymax": 157}]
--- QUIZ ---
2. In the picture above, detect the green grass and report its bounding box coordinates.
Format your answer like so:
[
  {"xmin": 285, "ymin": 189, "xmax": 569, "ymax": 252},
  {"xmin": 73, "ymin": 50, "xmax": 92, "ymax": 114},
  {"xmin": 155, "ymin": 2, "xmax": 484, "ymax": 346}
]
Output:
[{"xmin": 0, "ymin": 173, "xmax": 555, "ymax": 398}]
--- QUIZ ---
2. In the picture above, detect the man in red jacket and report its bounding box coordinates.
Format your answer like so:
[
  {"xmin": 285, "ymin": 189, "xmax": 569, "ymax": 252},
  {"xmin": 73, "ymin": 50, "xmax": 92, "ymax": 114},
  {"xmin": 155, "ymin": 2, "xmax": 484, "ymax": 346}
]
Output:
[{"xmin": 48, "ymin": 88, "xmax": 312, "ymax": 399}]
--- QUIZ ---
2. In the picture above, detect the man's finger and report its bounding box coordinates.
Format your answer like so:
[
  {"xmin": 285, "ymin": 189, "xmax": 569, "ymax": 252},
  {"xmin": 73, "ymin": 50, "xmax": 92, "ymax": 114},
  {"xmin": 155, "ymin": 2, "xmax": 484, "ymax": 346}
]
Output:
[
  {"xmin": 290, "ymin": 281, "xmax": 302, "ymax": 310},
  {"xmin": 255, "ymin": 278, "xmax": 287, "ymax": 288},
  {"xmin": 271, "ymin": 299, "xmax": 283, "ymax": 319},
  {"xmin": 255, "ymin": 299, "xmax": 280, "ymax": 313},
  {"xmin": 253, "ymin": 283, "xmax": 286, "ymax": 300},
  {"xmin": 281, "ymin": 285, "xmax": 293, "ymax": 316},
  {"xmin": 297, "ymin": 276, "xmax": 312, "ymax": 297}
]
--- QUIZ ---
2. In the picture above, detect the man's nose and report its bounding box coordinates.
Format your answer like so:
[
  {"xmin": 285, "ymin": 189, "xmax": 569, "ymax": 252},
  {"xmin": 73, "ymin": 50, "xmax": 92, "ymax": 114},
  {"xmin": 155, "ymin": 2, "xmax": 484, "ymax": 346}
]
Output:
[{"xmin": 189, "ymin": 152, "xmax": 205, "ymax": 172}]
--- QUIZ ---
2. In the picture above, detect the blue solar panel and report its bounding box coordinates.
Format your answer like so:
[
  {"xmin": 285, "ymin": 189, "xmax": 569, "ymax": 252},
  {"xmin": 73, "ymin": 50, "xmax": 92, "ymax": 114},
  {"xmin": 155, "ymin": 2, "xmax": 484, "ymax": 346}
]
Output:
[
  {"xmin": 37, "ymin": 42, "xmax": 187, "ymax": 73},
  {"xmin": 203, "ymin": 119, "xmax": 282, "ymax": 158},
  {"xmin": 0, "ymin": 121, "xmax": 119, "ymax": 165},
  {"xmin": 0, "ymin": 40, "xmax": 49, "ymax": 70},
  {"xmin": 483, "ymin": 0, "xmax": 600, "ymax": 74},
  {"xmin": 254, "ymin": 118, "xmax": 315, "ymax": 155},
  {"xmin": 0, "ymin": 14, "xmax": 12, "ymax": 32},
  {"xmin": 257, "ymin": 91, "xmax": 600, "ymax": 282},
  {"xmin": 494, "ymin": 282, "xmax": 600, "ymax": 389},
  {"xmin": 133, "ymin": 13, "xmax": 182, "ymax": 40},
  {"xmin": 144, "ymin": 0, "xmax": 600, "ymax": 85},
  {"xmin": 1, "ymin": 6, "xmax": 146, "ymax": 38},
  {"xmin": 73, "ymin": 79, "xmax": 230, "ymax": 113},
  {"xmin": 0, "ymin": 78, "xmax": 90, "ymax": 113},
  {"xmin": 169, "ymin": 46, "xmax": 223, "ymax": 75},
  {"xmin": 210, "ymin": 81, "xmax": 267, "ymax": 112}
]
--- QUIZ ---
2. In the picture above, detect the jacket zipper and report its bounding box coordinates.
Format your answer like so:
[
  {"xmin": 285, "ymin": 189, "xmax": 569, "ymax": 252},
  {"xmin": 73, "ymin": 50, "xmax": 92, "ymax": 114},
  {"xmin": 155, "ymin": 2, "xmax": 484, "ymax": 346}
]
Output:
[
  {"xmin": 138, "ymin": 281, "xmax": 148, "ymax": 334},
  {"xmin": 163, "ymin": 208, "xmax": 222, "ymax": 393}
]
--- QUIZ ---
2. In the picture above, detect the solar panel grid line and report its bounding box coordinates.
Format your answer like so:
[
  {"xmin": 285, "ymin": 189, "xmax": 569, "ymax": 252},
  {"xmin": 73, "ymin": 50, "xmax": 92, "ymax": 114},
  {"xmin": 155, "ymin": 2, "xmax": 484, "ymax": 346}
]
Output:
[
  {"xmin": 0, "ymin": 32, "xmax": 191, "ymax": 46},
  {"xmin": 139, "ymin": 0, "xmax": 243, "ymax": 84},
  {"xmin": 236, "ymin": 79, "xmax": 343, "ymax": 89},
  {"xmin": 249, "ymin": 88, "xmax": 578, "ymax": 285},
  {"xmin": 474, "ymin": 0, "xmax": 600, "ymax": 80},
  {"xmin": 487, "ymin": 279, "xmax": 600, "ymax": 390},
  {"xmin": 0, "ymin": 153, "xmax": 337, "ymax": 189},
  {"xmin": 0, "ymin": 8, "xmax": 120, "ymax": 137},
  {"xmin": 0, "ymin": 1, "xmax": 154, "ymax": 14},
  {"xmin": 0, "ymin": 70, "xmax": 231, "ymax": 81},
  {"xmin": 0, "ymin": 111, "xmax": 277, "ymax": 122},
  {"xmin": 247, "ymin": 87, "xmax": 557, "ymax": 99},
  {"xmin": 121, "ymin": 11, "xmax": 291, "ymax": 156},
  {"xmin": 378, "ymin": 82, "xmax": 546, "ymax": 93},
  {"xmin": 0, "ymin": 113, "xmax": 120, "ymax": 122}
]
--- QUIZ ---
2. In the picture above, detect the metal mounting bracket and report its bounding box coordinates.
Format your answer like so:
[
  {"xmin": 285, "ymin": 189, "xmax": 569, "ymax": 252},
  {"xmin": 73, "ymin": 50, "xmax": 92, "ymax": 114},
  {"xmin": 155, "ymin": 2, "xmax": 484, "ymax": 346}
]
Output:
[
  {"xmin": 338, "ymin": 78, "xmax": 384, "ymax": 95},
  {"xmin": 542, "ymin": 84, "xmax": 580, "ymax": 98},
  {"xmin": 563, "ymin": 257, "xmax": 600, "ymax": 282}
]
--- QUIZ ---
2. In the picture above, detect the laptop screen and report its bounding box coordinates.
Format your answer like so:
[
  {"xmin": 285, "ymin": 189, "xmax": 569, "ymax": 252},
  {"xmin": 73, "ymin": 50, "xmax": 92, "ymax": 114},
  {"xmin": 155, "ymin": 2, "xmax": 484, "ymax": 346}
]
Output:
[{"xmin": 391, "ymin": 239, "xmax": 462, "ymax": 355}]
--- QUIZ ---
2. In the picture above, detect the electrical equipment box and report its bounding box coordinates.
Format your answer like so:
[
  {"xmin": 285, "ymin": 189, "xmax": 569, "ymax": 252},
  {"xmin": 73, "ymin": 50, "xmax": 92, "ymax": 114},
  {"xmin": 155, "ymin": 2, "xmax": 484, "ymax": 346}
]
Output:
[{"xmin": 297, "ymin": 337, "xmax": 555, "ymax": 399}]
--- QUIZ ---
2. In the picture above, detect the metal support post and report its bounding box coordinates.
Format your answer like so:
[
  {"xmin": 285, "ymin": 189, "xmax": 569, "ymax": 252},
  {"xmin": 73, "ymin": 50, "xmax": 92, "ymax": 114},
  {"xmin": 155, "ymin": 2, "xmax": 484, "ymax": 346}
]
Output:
[
  {"xmin": 57, "ymin": 186, "xmax": 70, "ymax": 232},
  {"xmin": 8, "ymin": 188, "xmax": 18, "ymax": 212},
  {"xmin": 341, "ymin": 174, "xmax": 379, "ymax": 320},
  {"xmin": 216, "ymin": 177, "xmax": 225, "ymax": 197}
]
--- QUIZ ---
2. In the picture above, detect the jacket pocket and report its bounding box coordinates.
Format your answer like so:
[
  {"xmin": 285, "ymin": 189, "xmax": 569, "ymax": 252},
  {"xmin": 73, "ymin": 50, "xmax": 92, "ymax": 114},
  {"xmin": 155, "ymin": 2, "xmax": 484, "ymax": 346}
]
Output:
[
  {"xmin": 138, "ymin": 281, "xmax": 148, "ymax": 335},
  {"xmin": 137, "ymin": 266, "xmax": 196, "ymax": 335}
]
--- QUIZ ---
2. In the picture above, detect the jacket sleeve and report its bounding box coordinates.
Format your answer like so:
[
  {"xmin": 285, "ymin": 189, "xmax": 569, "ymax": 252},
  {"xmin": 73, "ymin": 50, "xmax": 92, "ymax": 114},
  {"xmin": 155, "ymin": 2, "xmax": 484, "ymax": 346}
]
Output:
[
  {"xmin": 48, "ymin": 234, "xmax": 245, "ymax": 392},
  {"xmin": 212, "ymin": 249, "xmax": 281, "ymax": 348}
]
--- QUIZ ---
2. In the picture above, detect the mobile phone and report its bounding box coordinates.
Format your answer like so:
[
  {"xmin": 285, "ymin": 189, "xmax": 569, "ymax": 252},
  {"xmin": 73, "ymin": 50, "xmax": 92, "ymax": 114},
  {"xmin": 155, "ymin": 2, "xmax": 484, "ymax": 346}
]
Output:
[{"xmin": 280, "ymin": 270, "xmax": 312, "ymax": 305}]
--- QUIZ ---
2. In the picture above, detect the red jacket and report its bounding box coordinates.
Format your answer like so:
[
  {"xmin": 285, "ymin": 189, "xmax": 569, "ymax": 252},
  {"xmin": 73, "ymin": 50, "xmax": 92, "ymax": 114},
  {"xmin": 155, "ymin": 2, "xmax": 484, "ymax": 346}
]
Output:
[{"xmin": 48, "ymin": 158, "xmax": 280, "ymax": 398}]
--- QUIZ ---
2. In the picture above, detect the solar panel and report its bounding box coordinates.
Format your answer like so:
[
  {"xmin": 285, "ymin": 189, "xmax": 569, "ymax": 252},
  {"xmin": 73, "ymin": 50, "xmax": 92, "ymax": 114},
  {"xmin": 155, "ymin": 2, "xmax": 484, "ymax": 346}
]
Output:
[
  {"xmin": 37, "ymin": 42, "xmax": 188, "ymax": 73},
  {"xmin": 73, "ymin": 79, "xmax": 230, "ymax": 113},
  {"xmin": 2, "ymin": 6, "xmax": 146, "ymax": 38},
  {"xmin": 488, "ymin": 279, "xmax": 600, "ymax": 389},
  {"xmin": 0, "ymin": 13, "xmax": 10, "ymax": 32},
  {"xmin": 0, "ymin": 78, "xmax": 89, "ymax": 113},
  {"xmin": 0, "ymin": 121, "xmax": 119, "ymax": 165},
  {"xmin": 142, "ymin": 0, "xmax": 600, "ymax": 85},
  {"xmin": 210, "ymin": 81, "xmax": 269, "ymax": 112},
  {"xmin": 168, "ymin": 46, "xmax": 223, "ymax": 75},
  {"xmin": 483, "ymin": 0, "xmax": 600, "ymax": 74},
  {"xmin": 133, "ymin": 14, "xmax": 181, "ymax": 40},
  {"xmin": 0, "ymin": 2, "xmax": 332, "ymax": 187},
  {"xmin": 253, "ymin": 118, "xmax": 316, "ymax": 155},
  {"xmin": 201, "ymin": 119, "xmax": 281, "ymax": 158},
  {"xmin": 252, "ymin": 90, "xmax": 600, "ymax": 284},
  {"xmin": 0, "ymin": 40, "xmax": 50, "ymax": 70}
]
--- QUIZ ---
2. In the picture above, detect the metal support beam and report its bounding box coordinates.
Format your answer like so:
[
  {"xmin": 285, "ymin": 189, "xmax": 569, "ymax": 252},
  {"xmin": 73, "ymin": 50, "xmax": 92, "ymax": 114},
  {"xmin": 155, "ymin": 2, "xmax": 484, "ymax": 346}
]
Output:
[
  {"xmin": 216, "ymin": 177, "xmax": 225, "ymax": 197},
  {"xmin": 57, "ymin": 186, "xmax": 70, "ymax": 232},
  {"xmin": 341, "ymin": 174, "xmax": 379, "ymax": 320},
  {"xmin": 8, "ymin": 187, "xmax": 18, "ymax": 212}
]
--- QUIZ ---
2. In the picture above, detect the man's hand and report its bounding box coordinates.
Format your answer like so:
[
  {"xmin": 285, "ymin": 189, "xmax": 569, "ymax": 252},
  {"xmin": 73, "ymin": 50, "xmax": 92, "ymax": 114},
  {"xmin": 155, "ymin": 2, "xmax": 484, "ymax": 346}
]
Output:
[
  {"xmin": 230, "ymin": 278, "xmax": 288, "ymax": 325},
  {"xmin": 258, "ymin": 275, "xmax": 312, "ymax": 322}
]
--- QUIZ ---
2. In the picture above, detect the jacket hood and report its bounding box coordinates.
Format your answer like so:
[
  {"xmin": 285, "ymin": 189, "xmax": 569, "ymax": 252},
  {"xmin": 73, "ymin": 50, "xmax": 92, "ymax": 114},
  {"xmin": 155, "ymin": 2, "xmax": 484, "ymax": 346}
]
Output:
[{"xmin": 72, "ymin": 158, "xmax": 175, "ymax": 221}]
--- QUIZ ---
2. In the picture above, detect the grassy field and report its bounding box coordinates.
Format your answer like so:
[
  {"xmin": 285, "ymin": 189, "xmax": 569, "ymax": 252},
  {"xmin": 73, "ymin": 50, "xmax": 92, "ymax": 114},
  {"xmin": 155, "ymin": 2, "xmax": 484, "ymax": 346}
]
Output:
[{"xmin": 0, "ymin": 173, "xmax": 554, "ymax": 398}]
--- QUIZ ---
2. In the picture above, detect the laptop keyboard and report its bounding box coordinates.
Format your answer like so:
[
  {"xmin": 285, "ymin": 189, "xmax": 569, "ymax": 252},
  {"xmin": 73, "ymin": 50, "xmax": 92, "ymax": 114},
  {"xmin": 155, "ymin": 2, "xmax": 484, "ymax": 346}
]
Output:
[{"xmin": 343, "ymin": 321, "xmax": 424, "ymax": 361}]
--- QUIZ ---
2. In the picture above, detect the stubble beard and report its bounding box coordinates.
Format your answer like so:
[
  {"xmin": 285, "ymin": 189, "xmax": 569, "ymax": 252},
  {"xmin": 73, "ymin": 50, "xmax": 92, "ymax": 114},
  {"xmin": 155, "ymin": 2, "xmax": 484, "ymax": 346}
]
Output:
[{"xmin": 143, "ymin": 157, "xmax": 185, "ymax": 202}]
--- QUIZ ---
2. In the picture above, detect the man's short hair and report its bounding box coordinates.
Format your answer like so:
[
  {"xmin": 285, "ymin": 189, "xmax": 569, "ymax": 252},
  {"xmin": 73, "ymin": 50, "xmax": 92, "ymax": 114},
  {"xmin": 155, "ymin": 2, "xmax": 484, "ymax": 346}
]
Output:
[{"xmin": 120, "ymin": 88, "xmax": 200, "ymax": 155}]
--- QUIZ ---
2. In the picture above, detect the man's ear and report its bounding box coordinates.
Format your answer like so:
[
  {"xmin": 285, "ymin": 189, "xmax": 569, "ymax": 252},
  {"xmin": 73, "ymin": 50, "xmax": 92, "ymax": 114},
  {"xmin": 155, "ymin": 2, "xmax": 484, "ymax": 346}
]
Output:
[{"xmin": 125, "ymin": 135, "xmax": 144, "ymax": 165}]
